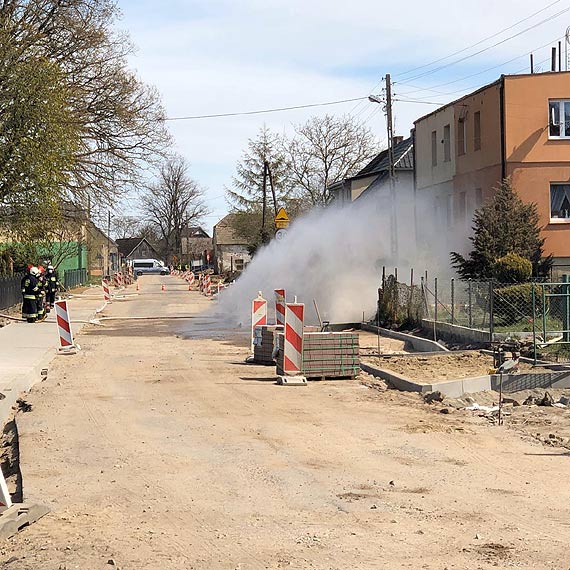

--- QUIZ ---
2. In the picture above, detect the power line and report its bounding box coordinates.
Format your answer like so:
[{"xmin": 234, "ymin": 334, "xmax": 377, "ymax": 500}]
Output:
[
  {"xmin": 164, "ymin": 96, "xmax": 367, "ymax": 121},
  {"xmin": 395, "ymin": 36, "xmax": 563, "ymax": 96},
  {"xmin": 396, "ymin": 7, "xmax": 570, "ymax": 85},
  {"xmin": 395, "ymin": 0, "xmax": 563, "ymax": 80},
  {"xmin": 393, "ymin": 54, "xmax": 554, "ymax": 107},
  {"xmin": 350, "ymin": 1, "xmax": 567, "ymax": 117}
]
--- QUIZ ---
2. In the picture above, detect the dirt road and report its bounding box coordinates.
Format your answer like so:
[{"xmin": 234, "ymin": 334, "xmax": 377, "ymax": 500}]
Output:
[{"xmin": 2, "ymin": 275, "xmax": 570, "ymax": 569}]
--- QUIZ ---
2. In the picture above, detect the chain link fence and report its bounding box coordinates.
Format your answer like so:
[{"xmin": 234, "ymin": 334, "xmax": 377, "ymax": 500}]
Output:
[
  {"xmin": 378, "ymin": 272, "xmax": 542, "ymax": 335},
  {"xmin": 532, "ymin": 280, "xmax": 570, "ymax": 363}
]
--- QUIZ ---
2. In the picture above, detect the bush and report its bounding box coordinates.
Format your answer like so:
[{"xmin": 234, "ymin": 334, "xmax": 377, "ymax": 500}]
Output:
[{"xmin": 493, "ymin": 253, "xmax": 532, "ymax": 283}]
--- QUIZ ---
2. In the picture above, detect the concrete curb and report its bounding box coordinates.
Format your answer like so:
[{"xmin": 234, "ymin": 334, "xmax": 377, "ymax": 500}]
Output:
[
  {"xmin": 361, "ymin": 324, "xmax": 449, "ymax": 353},
  {"xmin": 361, "ymin": 361, "xmax": 570, "ymax": 397}
]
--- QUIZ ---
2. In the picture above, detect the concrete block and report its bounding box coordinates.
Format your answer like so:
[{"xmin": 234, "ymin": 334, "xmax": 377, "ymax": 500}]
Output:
[
  {"xmin": 277, "ymin": 376, "xmax": 307, "ymax": 386},
  {"xmin": 0, "ymin": 502, "xmax": 50, "ymax": 541}
]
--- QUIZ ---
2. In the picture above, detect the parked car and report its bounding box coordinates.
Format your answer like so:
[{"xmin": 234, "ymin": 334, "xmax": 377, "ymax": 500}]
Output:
[{"xmin": 132, "ymin": 258, "xmax": 169, "ymax": 276}]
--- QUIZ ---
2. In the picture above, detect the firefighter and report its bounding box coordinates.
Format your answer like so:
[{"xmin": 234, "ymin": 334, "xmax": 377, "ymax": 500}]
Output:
[
  {"xmin": 21, "ymin": 267, "xmax": 40, "ymax": 323},
  {"xmin": 36, "ymin": 266, "xmax": 47, "ymax": 321},
  {"xmin": 46, "ymin": 264, "xmax": 59, "ymax": 310}
]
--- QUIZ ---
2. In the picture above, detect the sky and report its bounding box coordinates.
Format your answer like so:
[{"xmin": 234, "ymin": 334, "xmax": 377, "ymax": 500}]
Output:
[{"xmin": 115, "ymin": 0, "xmax": 570, "ymax": 233}]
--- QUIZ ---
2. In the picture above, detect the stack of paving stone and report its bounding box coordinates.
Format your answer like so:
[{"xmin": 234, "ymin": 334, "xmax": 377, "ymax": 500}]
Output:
[
  {"xmin": 253, "ymin": 325, "xmax": 284, "ymax": 365},
  {"xmin": 276, "ymin": 331, "xmax": 359, "ymax": 379}
]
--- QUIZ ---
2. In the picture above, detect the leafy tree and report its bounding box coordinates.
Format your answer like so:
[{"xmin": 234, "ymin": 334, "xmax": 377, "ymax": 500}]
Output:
[
  {"xmin": 451, "ymin": 180, "xmax": 552, "ymax": 279},
  {"xmin": 285, "ymin": 114, "xmax": 377, "ymax": 206},
  {"xmin": 140, "ymin": 157, "xmax": 209, "ymax": 263},
  {"xmin": 0, "ymin": 37, "xmax": 79, "ymax": 216},
  {"xmin": 0, "ymin": 0, "xmax": 170, "ymax": 205}
]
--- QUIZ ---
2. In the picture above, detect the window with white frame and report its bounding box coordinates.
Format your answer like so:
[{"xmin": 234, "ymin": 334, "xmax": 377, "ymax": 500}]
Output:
[
  {"xmin": 550, "ymin": 184, "xmax": 570, "ymax": 221},
  {"xmin": 549, "ymin": 100, "xmax": 570, "ymax": 138}
]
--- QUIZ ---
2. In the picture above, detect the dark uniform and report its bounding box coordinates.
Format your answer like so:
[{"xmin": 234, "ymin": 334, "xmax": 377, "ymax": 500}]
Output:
[
  {"xmin": 36, "ymin": 270, "xmax": 47, "ymax": 320},
  {"xmin": 46, "ymin": 266, "xmax": 59, "ymax": 309},
  {"xmin": 21, "ymin": 270, "xmax": 39, "ymax": 323}
]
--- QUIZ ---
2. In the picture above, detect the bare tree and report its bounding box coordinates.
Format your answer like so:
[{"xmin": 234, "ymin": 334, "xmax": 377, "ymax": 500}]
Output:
[
  {"xmin": 140, "ymin": 157, "xmax": 209, "ymax": 263},
  {"xmin": 285, "ymin": 114, "xmax": 378, "ymax": 206},
  {"xmin": 110, "ymin": 216, "xmax": 145, "ymax": 240}
]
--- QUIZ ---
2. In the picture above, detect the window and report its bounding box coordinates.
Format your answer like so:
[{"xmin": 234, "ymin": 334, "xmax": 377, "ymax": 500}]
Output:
[
  {"xmin": 457, "ymin": 118, "xmax": 466, "ymax": 156},
  {"xmin": 456, "ymin": 192, "xmax": 466, "ymax": 223},
  {"xmin": 474, "ymin": 111, "xmax": 481, "ymax": 151},
  {"xmin": 550, "ymin": 184, "xmax": 570, "ymax": 221},
  {"xmin": 446, "ymin": 195, "xmax": 453, "ymax": 227},
  {"xmin": 549, "ymin": 100, "xmax": 570, "ymax": 138},
  {"xmin": 475, "ymin": 187, "xmax": 483, "ymax": 207},
  {"xmin": 434, "ymin": 196, "xmax": 441, "ymax": 222},
  {"xmin": 443, "ymin": 124, "xmax": 451, "ymax": 162},
  {"xmin": 431, "ymin": 130, "xmax": 437, "ymax": 166},
  {"xmin": 234, "ymin": 258, "xmax": 245, "ymax": 271}
]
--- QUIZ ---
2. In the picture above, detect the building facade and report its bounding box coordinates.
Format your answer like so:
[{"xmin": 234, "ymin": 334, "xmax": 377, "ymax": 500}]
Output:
[
  {"xmin": 181, "ymin": 226, "xmax": 213, "ymax": 268},
  {"xmin": 415, "ymin": 71, "xmax": 570, "ymax": 275},
  {"xmin": 212, "ymin": 214, "xmax": 251, "ymax": 274}
]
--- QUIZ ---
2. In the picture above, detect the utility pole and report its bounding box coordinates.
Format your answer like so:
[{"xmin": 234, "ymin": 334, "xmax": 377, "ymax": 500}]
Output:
[
  {"xmin": 385, "ymin": 73, "xmax": 398, "ymax": 259},
  {"xmin": 260, "ymin": 162, "xmax": 269, "ymax": 245}
]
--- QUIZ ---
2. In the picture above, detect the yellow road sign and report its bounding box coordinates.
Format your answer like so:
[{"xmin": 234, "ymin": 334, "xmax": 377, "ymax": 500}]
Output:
[{"xmin": 275, "ymin": 207, "xmax": 289, "ymax": 229}]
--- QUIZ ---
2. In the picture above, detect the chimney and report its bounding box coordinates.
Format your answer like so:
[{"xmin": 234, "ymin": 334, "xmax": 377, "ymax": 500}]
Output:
[{"xmin": 392, "ymin": 135, "xmax": 404, "ymax": 145}]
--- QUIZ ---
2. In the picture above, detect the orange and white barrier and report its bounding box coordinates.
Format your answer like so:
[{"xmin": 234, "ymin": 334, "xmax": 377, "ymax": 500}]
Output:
[
  {"xmin": 251, "ymin": 292, "xmax": 267, "ymax": 351},
  {"xmin": 188, "ymin": 272, "xmax": 195, "ymax": 289},
  {"xmin": 283, "ymin": 301, "xmax": 304, "ymax": 375},
  {"xmin": 275, "ymin": 289, "xmax": 286, "ymax": 326},
  {"xmin": 102, "ymin": 279, "xmax": 111, "ymax": 302},
  {"xmin": 204, "ymin": 275, "xmax": 211, "ymax": 296},
  {"xmin": 54, "ymin": 300, "xmax": 75, "ymax": 351}
]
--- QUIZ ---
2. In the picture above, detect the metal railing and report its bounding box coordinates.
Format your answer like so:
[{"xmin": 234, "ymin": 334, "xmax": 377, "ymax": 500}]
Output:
[
  {"xmin": 63, "ymin": 268, "xmax": 88, "ymax": 289},
  {"xmin": 0, "ymin": 273, "xmax": 24, "ymax": 311}
]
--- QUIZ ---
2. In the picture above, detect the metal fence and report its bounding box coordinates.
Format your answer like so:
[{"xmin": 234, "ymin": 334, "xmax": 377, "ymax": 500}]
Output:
[
  {"xmin": 0, "ymin": 273, "xmax": 24, "ymax": 311},
  {"xmin": 423, "ymin": 279, "xmax": 538, "ymax": 335},
  {"xmin": 531, "ymin": 280, "xmax": 570, "ymax": 363},
  {"xmin": 63, "ymin": 268, "xmax": 88, "ymax": 289},
  {"xmin": 379, "ymin": 272, "xmax": 542, "ymax": 336}
]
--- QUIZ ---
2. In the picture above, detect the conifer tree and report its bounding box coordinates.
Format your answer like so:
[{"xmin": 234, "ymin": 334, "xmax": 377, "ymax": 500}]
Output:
[{"xmin": 450, "ymin": 180, "xmax": 552, "ymax": 279}]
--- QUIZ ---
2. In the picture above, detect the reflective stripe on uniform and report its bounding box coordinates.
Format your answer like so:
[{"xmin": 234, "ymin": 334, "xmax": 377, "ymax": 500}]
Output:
[{"xmin": 23, "ymin": 295, "xmax": 36, "ymax": 300}]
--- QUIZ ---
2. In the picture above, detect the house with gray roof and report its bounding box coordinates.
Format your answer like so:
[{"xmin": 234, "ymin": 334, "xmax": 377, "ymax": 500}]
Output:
[
  {"xmin": 116, "ymin": 237, "xmax": 161, "ymax": 262},
  {"xmin": 212, "ymin": 214, "xmax": 251, "ymax": 274},
  {"xmin": 329, "ymin": 135, "xmax": 415, "ymax": 259}
]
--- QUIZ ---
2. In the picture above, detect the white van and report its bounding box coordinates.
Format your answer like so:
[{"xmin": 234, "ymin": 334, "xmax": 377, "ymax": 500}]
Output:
[{"xmin": 132, "ymin": 258, "xmax": 169, "ymax": 276}]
